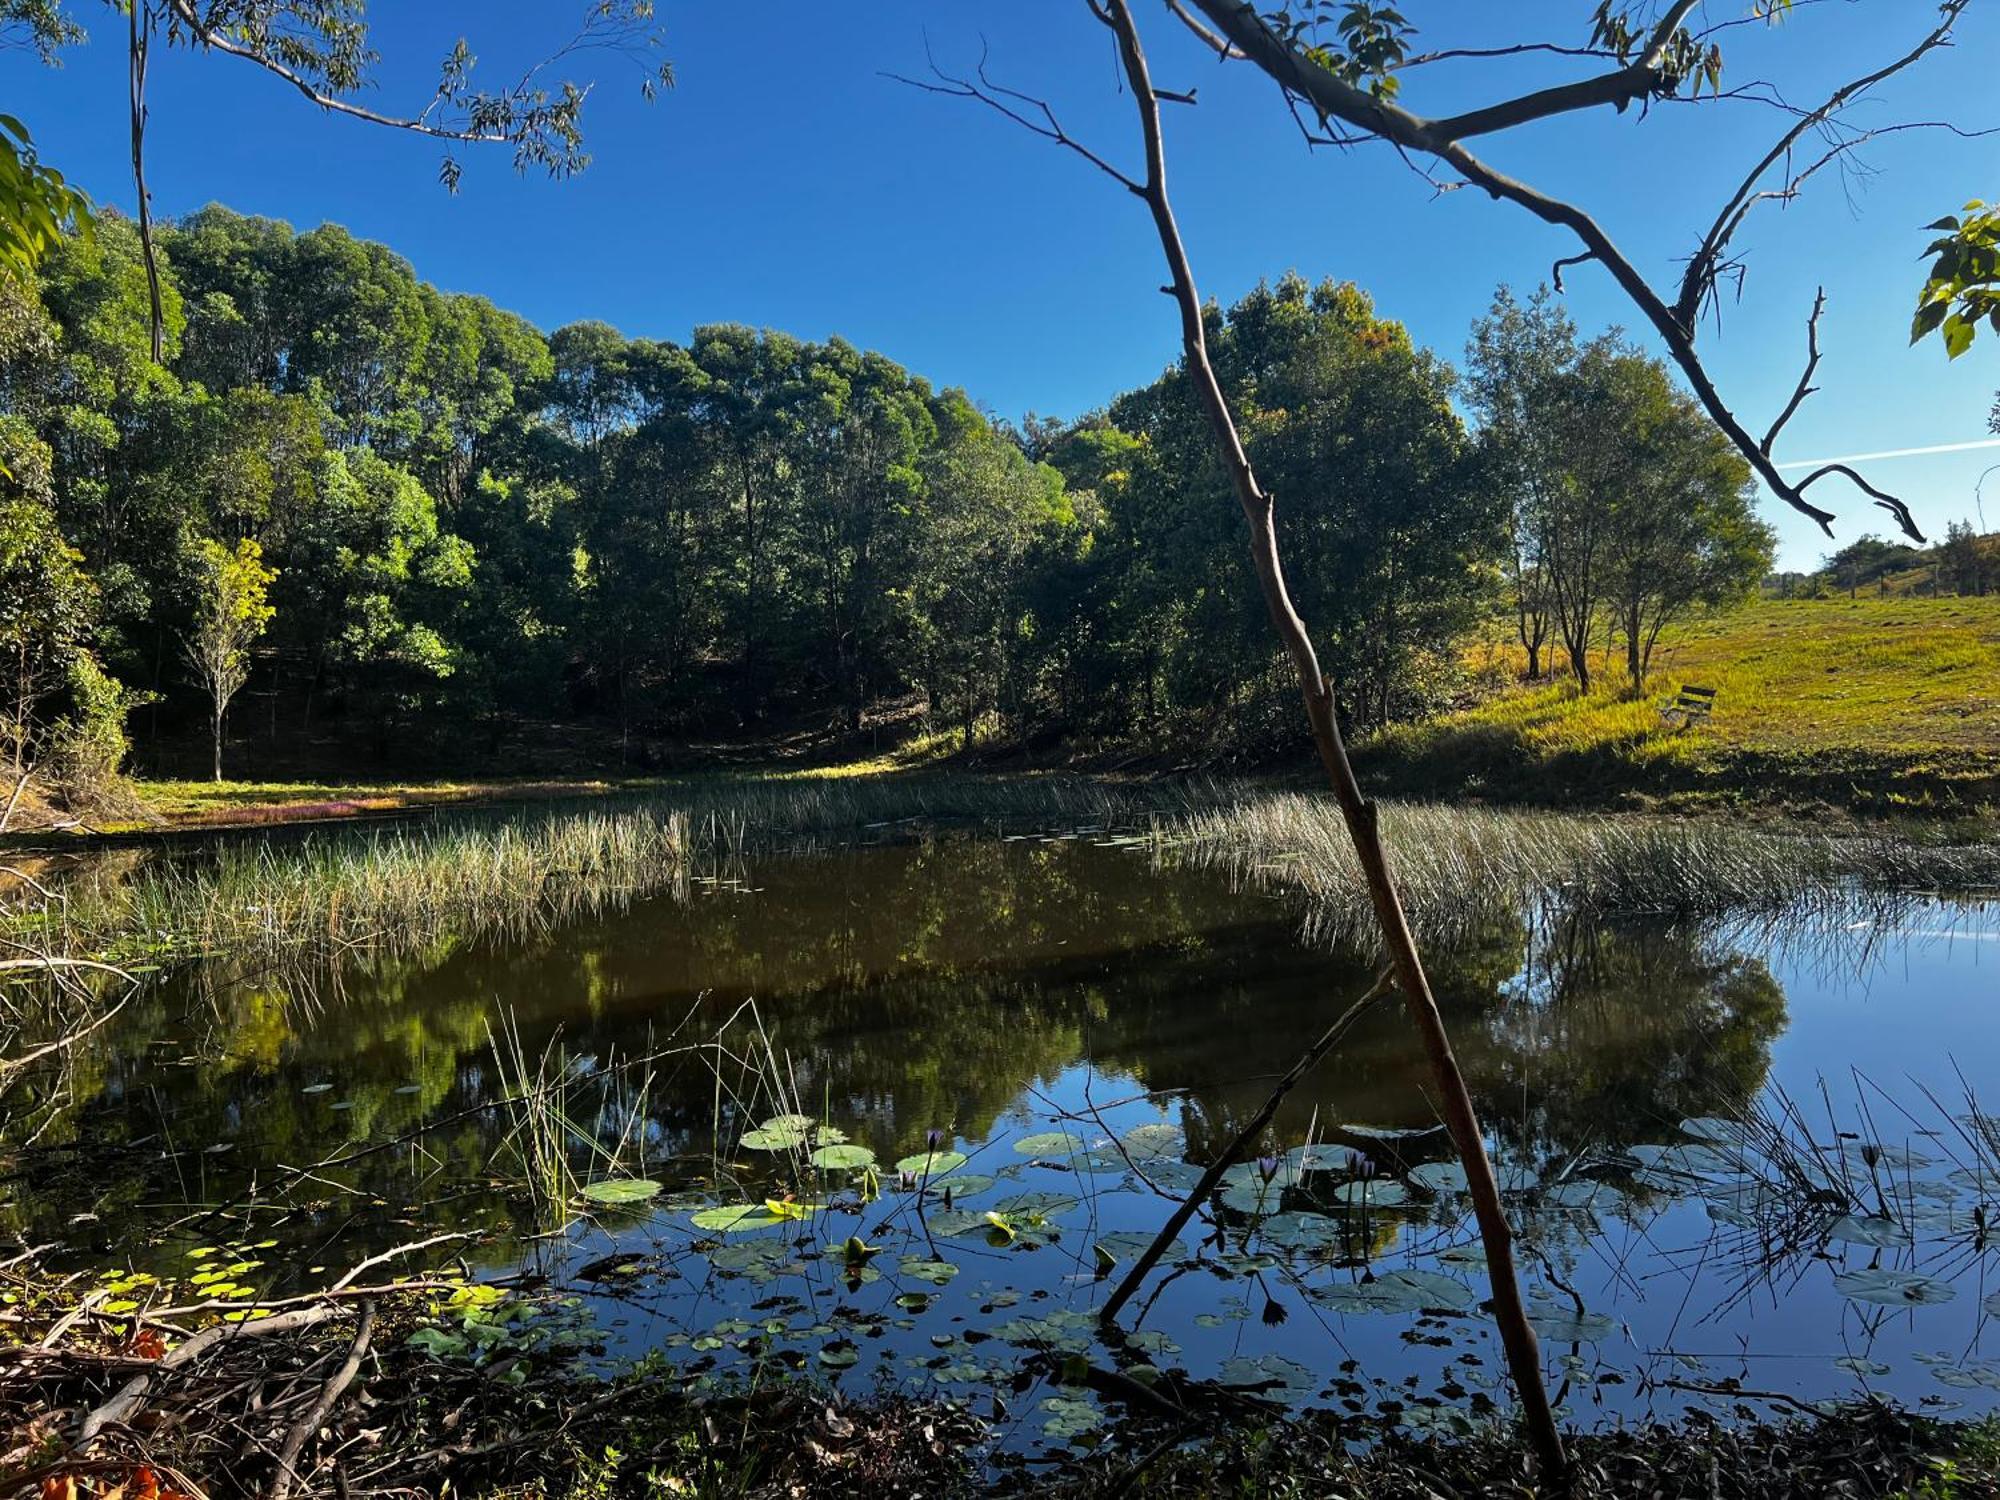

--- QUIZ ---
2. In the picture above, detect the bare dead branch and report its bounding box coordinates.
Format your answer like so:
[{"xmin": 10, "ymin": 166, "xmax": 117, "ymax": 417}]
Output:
[
  {"xmin": 1763, "ymin": 287, "xmax": 1825, "ymax": 456},
  {"xmin": 269, "ymin": 1300, "xmax": 376, "ymax": 1500},
  {"xmin": 884, "ymin": 40, "xmax": 1143, "ymax": 196},
  {"xmin": 1678, "ymin": 1, "xmax": 1975, "ymax": 330},
  {"xmin": 1182, "ymin": 0, "xmax": 1932, "ymax": 541}
]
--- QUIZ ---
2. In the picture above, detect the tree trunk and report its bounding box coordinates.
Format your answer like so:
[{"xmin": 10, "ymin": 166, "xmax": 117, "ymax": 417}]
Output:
[
  {"xmin": 1098, "ymin": 0, "xmax": 1564, "ymax": 1475},
  {"xmin": 212, "ymin": 702, "xmax": 224, "ymax": 783},
  {"xmin": 1625, "ymin": 601, "xmax": 1643, "ymax": 691}
]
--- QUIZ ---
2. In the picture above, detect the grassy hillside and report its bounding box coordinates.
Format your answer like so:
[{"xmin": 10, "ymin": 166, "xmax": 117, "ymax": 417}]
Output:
[{"xmin": 1359, "ymin": 596, "xmax": 2000, "ymax": 814}]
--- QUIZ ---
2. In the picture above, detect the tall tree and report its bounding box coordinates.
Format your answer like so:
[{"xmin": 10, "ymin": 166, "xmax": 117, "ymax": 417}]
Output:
[{"xmin": 183, "ymin": 534, "xmax": 274, "ymax": 780}]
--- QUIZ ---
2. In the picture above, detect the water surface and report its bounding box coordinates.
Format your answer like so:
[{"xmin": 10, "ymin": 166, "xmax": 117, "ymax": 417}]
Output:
[{"xmin": 12, "ymin": 832, "xmax": 2000, "ymax": 1449}]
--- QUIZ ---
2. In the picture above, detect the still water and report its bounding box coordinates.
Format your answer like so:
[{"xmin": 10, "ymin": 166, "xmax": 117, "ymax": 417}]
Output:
[{"xmin": 12, "ymin": 832, "xmax": 2000, "ymax": 1448}]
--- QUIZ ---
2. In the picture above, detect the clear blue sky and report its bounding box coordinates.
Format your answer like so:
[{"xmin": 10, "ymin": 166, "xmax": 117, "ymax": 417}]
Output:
[{"xmin": 9, "ymin": 1, "xmax": 1998, "ymax": 568}]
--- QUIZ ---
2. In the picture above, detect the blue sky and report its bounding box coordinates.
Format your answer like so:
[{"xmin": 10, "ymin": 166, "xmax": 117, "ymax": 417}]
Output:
[{"xmin": 8, "ymin": 1, "xmax": 1998, "ymax": 568}]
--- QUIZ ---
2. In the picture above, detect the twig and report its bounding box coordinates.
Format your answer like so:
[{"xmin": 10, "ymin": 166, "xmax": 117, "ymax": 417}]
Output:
[
  {"xmin": 78, "ymin": 1304, "xmax": 351, "ymax": 1444},
  {"xmin": 268, "ymin": 1300, "xmax": 376, "ymax": 1500}
]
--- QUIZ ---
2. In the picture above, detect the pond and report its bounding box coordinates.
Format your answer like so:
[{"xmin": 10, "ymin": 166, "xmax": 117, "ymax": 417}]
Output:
[{"xmin": 10, "ymin": 828, "xmax": 2000, "ymax": 1452}]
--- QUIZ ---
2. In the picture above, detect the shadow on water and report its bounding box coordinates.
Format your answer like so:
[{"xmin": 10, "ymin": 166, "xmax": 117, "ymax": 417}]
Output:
[{"xmin": 4, "ymin": 830, "xmax": 1996, "ymax": 1450}]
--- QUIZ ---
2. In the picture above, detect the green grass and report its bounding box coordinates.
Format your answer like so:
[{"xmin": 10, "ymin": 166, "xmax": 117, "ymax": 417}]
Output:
[
  {"xmin": 1362, "ymin": 596, "xmax": 2000, "ymax": 812},
  {"xmin": 21, "ymin": 771, "xmax": 2000, "ymax": 972}
]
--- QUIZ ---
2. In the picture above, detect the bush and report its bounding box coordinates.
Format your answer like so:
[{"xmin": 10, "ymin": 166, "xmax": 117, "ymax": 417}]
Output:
[{"xmin": 47, "ymin": 653, "xmax": 149, "ymax": 815}]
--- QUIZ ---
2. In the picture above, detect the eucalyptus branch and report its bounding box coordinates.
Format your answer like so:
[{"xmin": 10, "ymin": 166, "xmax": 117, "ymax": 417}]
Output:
[
  {"xmin": 1678, "ymin": 0, "xmax": 1975, "ymax": 330},
  {"xmin": 1183, "ymin": 0, "xmax": 1938, "ymax": 541}
]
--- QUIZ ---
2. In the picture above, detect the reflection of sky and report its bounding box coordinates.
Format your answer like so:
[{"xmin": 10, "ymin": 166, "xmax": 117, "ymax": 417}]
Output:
[
  {"xmin": 560, "ymin": 897, "xmax": 2000, "ymax": 1448},
  {"xmin": 31, "ymin": 837, "xmax": 2000, "ymax": 1451}
]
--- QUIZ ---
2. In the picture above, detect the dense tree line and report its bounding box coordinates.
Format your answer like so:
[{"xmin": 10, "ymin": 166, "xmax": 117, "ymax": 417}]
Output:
[{"xmin": 1, "ymin": 208, "xmax": 1773, "ymax": 794}]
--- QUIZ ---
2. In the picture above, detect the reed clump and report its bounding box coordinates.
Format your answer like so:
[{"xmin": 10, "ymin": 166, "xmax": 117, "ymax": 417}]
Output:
[
  {"xmin": 14, "ymin": 773, "xmax": 1999, "ymax": 969},
  {"xmin": 1169, "ymin": 794, "xmax": 2000, "ymax": 945},
  {"xmin": 19, "ymin": 774, "xmax": 1206, "ymax": 966}
]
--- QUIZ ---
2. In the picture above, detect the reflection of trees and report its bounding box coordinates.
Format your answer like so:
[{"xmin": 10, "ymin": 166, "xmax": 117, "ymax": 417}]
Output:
[
  {"xmin": 4, "ymin": 837, "xmax": 1787, "ymax": 1262},
  {"xmin": 1096, "ymin": 905, "xmax": 1784, "ymax": 1169}
]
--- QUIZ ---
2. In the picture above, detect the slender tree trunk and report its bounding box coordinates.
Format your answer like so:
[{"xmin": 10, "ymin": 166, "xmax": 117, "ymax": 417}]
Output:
[
  {"xmin": 1625, "ymin": 599, "xmax": 1643, "ymax": 691},
  {"xmin": 1099, "ymin": 0, "xmax": 1563, "ymax": 1474},
  {"xmin": 212, "ymin": 701, "xmax": 224, "ymax": 783}
]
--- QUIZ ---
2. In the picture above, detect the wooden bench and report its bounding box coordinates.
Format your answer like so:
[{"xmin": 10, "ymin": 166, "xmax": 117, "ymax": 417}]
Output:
[{"xmin": 1660, "ymin": 684, "xmax": 1718, "ymax": 728}]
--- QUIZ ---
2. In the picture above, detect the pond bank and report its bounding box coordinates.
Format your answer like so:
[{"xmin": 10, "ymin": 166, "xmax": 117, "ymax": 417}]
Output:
[
  {"xmin": 12, "ymin": 771, "xmax": 1999, "ymax": 971},
  {"xmin": 7, "ymin": 1256, "xmax": 1992, "ymax": 1500}
]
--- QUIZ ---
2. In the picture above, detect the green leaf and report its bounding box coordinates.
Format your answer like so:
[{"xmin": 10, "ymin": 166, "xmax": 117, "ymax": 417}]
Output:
[
  {"xmin": 893, "ymin": 1149, "xmax": 969, "ymax": 1176},
  {"xmin": 579, "ymin": 1178, "xmax": 663, "ymax": 1207},
  {"xmin": 809, "ymin": 1143, "xmax": 876, "ymax": 1171}
]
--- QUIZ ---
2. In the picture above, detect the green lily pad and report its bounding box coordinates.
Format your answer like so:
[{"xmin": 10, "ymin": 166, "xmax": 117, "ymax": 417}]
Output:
[
  {"xmin": 1014, "ymin": 1130, "xmax": 1084, "ymax": 1158},
  {"xmin": 899, "ymin": 1256, "xmax": 959, "ymax": 1284},
  {"xmin": 894, "ymin": 1149, "xmax": 969, "ymax": 1177},
  {"xmin": 580, "ymin": 1178, "xmax": 664, "ymax": 1207},
  {"xmin": 691, "ymin": 1203, "xmax": 787, "ymax": 1233},
  {"xmin": 1409, "ymin": 1161, "xmax": 1470, "ymax": 1194},
  {"xmin": 809, "ymin": 1144, "xmax": 876, "ymax": 1171},
  {"xmin": 1121, "ymin": 1124, "xmax": 1184, "ymax": 1161},
  {"xmin": 818, "ymin": 1341, "xmax": 860, "ymax": 1369}
]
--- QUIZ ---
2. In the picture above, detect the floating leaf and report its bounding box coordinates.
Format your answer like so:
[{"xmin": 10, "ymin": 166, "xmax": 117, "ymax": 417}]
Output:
[
  {"xmin": 1832, "ymin": 1268, "xmax": 1956, "ymax": 1307},
  {"xmin": 1014, "ymin": 1131, "xmax": 1084, "ymax": 1158},
  {"xmin": 1095, "ymin": 1229, "xmax": 1184, "ymax": 1263},
  {"xmin": 1834, "ymin": 1355, "xmax": 1892, "ymax": 1377},
  {"xmin": 920, "ymin": 1173, "xmax": 995, "ymax": 1200},
  {"xmin": 1311, "ymin": 1269, "xmax": 1472, "ymax": 1315},
  {"xmin": 1526, "ymin": 1307, "xmax": 1619, "ymax": 1342},
  {"xmin": 301, "ymin": 1083, "xmax": 333, "ymax": 1095},
  {"xmin": 1409, "ymin": 1161, "xmax": 1469, "ymax": 1194},
  {"xmin": 579, "ymin": 1178, "xmax": 663, "ymax": 1207},
  {"xmin": 1121, "ymin": 1124, "xmax": 1184, "ymax": 1161},
  {"xmin": 809, "ymin": 1144, "xmax": 876, "ymax": 1171},
  {"xmin": 899, "ymin": 1257, "xmax": 959, "ymax": 1285},
  {"xmin": 894, "ymin": 1150, "xmax": 969, "ymax": 1177},
  {"xmin": 1330, "ymin": 1179, "xmax": 1409, "ymax": 1208},
  {"xmin": 691, "ymin": 1203, "xmax": 786, "ymax": 1234},
  {"xmin": 1827, "ymin": 1214, "xmax": 1913, "ymax": 1248},
  {"xmin": 818, "ymin": 1341, "xmax": 860, "ymax": 1369},
  {"xmin": 1217, "ymin": 1353, "xmax": 1315, "ymax": 1400}
]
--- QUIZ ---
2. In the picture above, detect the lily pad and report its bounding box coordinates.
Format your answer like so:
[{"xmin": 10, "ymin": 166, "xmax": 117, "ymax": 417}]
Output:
[
  {"xmin": 1827, "ymin": 1214, "xmax": 1913, "ymax": 1248},
  {"xmin": 809, "ymin": 1144, "xmax": 877, "ymax": 1171},
  {"xmin": 920, "ymin": 1173, "xmax": 996, "ymax": 1200},
  {"xmin": 1409, "ymin": 1161, "xmax": 1469, "ymax": 1194},
  {"xmin": 1832, "ymin": 1268, "xmax": 1956, "ymax": 1307},
  {"xmin": 1121, "ymin": 1124, "xmax": 1184, "ymax": 1161},
  {"xmin": 1311, "ymin": 1269, "xmax": 1473, "ymax": 1315},
  {"xmin": 899, "ymin": 1257, "xmax": 959, "ymax": 1285},
  {"xmin": 894, "ymin": 1149, "xmax": 969, "ymax": 1177},
  {"xmin": 1014, "ymin": 1131, "xmax": 1084, "ymax": 1158},
  {"xmin": 691, "ymin": 1203, "xmax": 787, "ymax": 1234},
  {"xmin": 579, "ymin": 1178, "xmax": 664, "ymax": 1207},
  {"xmin": 817, "ymin": 1341, "xmax": 860, "ymax": 1369},
  {"xmin": 1526, "ymin": 1307, "xmax": 1619, "ymax": 1342},
  {"xmin": 1835, "ymin": 1355, "xmax": 1892, "ymax": 1377},
  {"xmin": 1330, "ymin": 1179, "xmax": 1409, "ymax": 1208},
  {"xmin": 1218, "ymin": 1353, "xmax": 1316, "ymax": 1400}
]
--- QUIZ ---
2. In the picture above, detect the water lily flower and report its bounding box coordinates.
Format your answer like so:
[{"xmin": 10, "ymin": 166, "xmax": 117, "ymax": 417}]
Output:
[
  {"xmin": 1257, "ymin": 1154, "xmax": 1281, "ymax": 1184},
  {"xmin": 926, "ymin": 1128, "xmax": 945, "ymax": 1153}
]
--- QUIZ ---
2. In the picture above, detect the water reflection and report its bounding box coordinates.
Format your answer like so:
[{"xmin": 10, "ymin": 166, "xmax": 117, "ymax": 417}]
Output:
[{"xmin": 4, "ymin": 833, "xmax": 1993, "ymax": 1440}]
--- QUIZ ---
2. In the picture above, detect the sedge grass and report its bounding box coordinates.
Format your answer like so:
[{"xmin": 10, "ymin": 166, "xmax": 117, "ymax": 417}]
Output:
[{"xmin": 12, "ymin": 772, "xmax": 1999, "ymax": 971}]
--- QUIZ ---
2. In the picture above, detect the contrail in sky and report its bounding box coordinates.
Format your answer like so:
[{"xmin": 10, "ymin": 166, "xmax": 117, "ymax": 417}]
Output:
[{"xmin": 1775, "ymin": 437, "xmax": 2000, "ymax": 469}]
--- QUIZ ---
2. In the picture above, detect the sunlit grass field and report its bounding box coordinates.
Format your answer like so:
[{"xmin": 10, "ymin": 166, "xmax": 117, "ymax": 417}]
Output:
[{"xmin": 1362, "ymin": 596, "xmax": 2000, "ymax": 811}]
